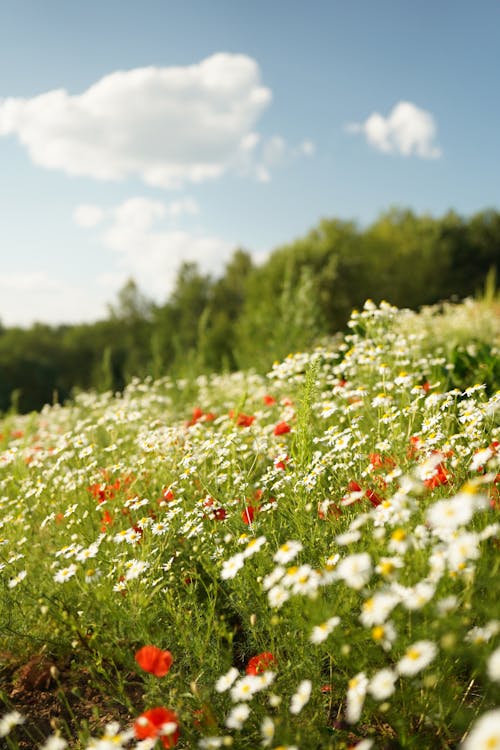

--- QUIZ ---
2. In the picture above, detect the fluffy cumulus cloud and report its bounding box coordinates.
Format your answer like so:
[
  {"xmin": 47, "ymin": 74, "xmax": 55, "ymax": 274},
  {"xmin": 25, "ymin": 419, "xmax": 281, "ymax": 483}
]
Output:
[
  {"xmin": 347, "ymin": 101, "xmax": 441, "ymax": 159},
  {"xmin": 0, "ymin": 54, "xmax": 279, "ymax": 188},
  {"xmin": 75, "ymin": 197, "xmax": 233, "ymax": 301}
]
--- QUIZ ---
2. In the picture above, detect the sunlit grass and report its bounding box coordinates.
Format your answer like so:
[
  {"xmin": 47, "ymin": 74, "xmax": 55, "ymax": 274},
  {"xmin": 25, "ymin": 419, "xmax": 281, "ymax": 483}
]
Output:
[{"xmin": 0, "ymin": 299, "xmax": 499, "ymax": 749}]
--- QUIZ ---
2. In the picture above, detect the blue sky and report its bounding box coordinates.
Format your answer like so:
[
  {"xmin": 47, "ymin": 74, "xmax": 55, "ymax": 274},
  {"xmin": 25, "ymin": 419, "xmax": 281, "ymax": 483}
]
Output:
[{"xmin": 0, "ymin": 0, "xmax": 499, "ymax": 326}]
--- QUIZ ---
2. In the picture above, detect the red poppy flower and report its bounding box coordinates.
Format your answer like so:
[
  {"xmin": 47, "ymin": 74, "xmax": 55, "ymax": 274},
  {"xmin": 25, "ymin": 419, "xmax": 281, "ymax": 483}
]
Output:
[
  {"xmin": 135, "ymin": 646, "xmax": 173, "ymax": 677},
  {"xmin": 368, "ymin": 453, "xmax": 395, "ymax": 469},
  {"xmin": 365, "ymin": 488, "xmax": 383, "ymax": 507},
  {"xmin": 242, "ymin": 505, "xmax": 258, "ymax": 524},
  {"xmin": 187, "ymin": 407, "xmax": 204, "ymax": 426},
  {"xmin": 213, "ymin": 507, "xmax": 227, "ymax": 521},
  {"xmin": 347, "ymin": 480, "xmax": 363, "ymax": 493},
  {"xmin": 100, "ymin": 510, "xmax": 113, "ymax": 532},
  {"xmin": 236, "ymin": 413, "xmax": 256, "ymax": 427},
  {"xmin": 317, "ymin": 500, "xmax": 342, "ymax": 520},
  {"xmin": 274, "ymin": 455, "xmax": 290, "ymax": 470},
  {"xmin": 407, "ymin": 435, "xmax": 422, "ymax": 458},
  {"xmin": 424, "ymin": 463, "xmax": 449, "ymax": 489},
  {"xmin": 263, "ymin": 395, "xmax": 276, "ymax": 405},
  {"xmin": 274, "ymin": 421, "xmax": 291, "ymax": 436},
  {"xmin": 246, "ymin": 651, "xmax": 276, "ymax": 675},
  {"xmin": 134, "ymin": 706, "xmax": 179, "ymax": 748}
]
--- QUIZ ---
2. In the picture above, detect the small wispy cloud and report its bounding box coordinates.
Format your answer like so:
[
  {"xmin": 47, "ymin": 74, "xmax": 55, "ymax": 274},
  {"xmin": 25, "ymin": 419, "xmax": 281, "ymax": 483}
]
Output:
[
  {"xmin": 347, "ymin": 101, "xmax": 441, "ymax": 159},
  {"xmin": 75, "ymin": 197, "xmax": 233, "ymax": 301}
]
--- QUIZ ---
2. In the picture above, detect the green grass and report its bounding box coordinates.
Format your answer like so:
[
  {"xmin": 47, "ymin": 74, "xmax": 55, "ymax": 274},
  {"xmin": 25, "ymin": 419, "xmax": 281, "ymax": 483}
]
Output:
[{"xmin": 0, "ymin": 298, "xmax": 499, "ymax": 750}]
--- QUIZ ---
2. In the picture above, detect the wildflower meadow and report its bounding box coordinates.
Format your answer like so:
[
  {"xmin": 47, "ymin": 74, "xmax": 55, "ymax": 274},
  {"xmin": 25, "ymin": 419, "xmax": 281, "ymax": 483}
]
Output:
[{"xmin": 0, "ymin": 299, "xmax": 499, "ymax": 750}]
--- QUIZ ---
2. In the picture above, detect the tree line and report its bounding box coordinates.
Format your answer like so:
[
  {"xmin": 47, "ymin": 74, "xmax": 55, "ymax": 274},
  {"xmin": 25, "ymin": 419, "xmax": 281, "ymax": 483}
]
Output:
[{"xmin": 1, "ymin": 206, "xmax": 498, "ymax": 414}]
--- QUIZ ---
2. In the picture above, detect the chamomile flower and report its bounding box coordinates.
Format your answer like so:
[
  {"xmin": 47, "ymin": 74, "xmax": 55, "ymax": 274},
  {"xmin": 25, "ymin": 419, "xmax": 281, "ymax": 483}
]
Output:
[
  {"xmin": 54, "ymin": 564, "xmax": 77, "ymax": 583},
  {"xmin": 221, "ymin": 553, "xmax": 245, "ymax": 580},
  {"xmin": 397, "ymin": 640, "xmax": 437, "ymax": 676},
  {"xmin": 243, "ymin": 535, "xmax": 267, "ymax": 558},
  {"xmin": 487, "ymin": 646, "xmax": 500, "ymax": 682},
  {"xmin": 290, "ymin": 679, "xmax": 312, "ymax": 714},
  {"xmin": 124, "ymin": 559, "xmax": 149, "ymax": 581},
  {"xmin": 346, "ymin": 673, "xmax": 368, "ymax": 723},
  {"xmin": 371, "ymin": 621, "xmax": 397, "ymax": 651},
  {"xmin": 0, "ymin": 710, "xmax": 25, "ymax": 737},
  {"xmin": 360, "ymin": 591, "xmax": 399, "ymax": 627},
  {"xmin": 310, "ymin": 616, "xmax": 341, "ymax": 644},
  {"xmin": 460, "ymin": 709, "xmax": 500, "ymax": 750},
  {"xmin": 260, "ymin": 716, "xmax": 275, "ymax": 747},
  {"xmin": 39, "ymin": 735, "xmax": 68, "ymax": 750},
  {"xmin": 225, "ymin": 703, "xmax": 250, "ymax": 729},
  {"xmin": 216, "ymin": 667, "xmax": 239, "ymax": 693},
  {"xmin": 273, "ymin": 540, "xmax": 302, "ymax": 564},
  {"xmin": 336, "ymin": 553, "xmax": 372, "ymax": 590},
  {"xmin": 230, "ymin": 675, "xmax": 264, "ymax": 702},
  {"xmin": 8, "ymin": 569, "xmax": 27, "ymax": 588},
  {"xmin": 368, "ymin": 668, "xmax": 397, "ymax": 700},
  {"xmin": 268, "ymin": 584, "xmax": 290, "ymax": 609}
]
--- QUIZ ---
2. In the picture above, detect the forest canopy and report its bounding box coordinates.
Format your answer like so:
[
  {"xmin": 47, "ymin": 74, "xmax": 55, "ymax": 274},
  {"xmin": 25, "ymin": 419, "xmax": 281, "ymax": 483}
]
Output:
[{"xmin": 0, "ymin": 206, "xmax": 498, "ymax": 413}]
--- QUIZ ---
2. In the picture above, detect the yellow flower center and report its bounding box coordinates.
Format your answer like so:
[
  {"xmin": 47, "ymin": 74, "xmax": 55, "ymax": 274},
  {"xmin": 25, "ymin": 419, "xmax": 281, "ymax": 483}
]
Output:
[
  {"xmin": 372, "ymin": 626, "xmax": 385, "ymax": 641},
  {"xmin": 407, "ymin": 648, "xmax": 421, "ymax": 661},
  {"xmin": 391, "ymin": 528, "xmax": 406, "ymax": 541}
]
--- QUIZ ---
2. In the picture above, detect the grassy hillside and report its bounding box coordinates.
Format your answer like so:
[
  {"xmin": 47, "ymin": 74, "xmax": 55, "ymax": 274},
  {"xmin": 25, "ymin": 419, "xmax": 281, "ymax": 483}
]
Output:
[{"xmin": 0, "ymin": 298, "xmax": 499, "ymax": 749}]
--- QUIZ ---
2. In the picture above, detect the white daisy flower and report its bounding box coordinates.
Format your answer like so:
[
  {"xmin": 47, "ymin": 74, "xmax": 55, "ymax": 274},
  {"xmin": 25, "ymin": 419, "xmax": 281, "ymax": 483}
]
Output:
[
  {"xmin": 54, "ymin": 564, "xmax": 77, "ymax": 583},
  {"xmin": 124, "ymin": 559, "xmax": 149, "ymax": 581},
  {"xmin": 460, "ymin": 708, "xmax": 500, "ymax": 750},
  {"xmin": 221, "ymin": 553, "xmax": 245, "ymax": 580},
  {"xmin": 368, "ymin": 668, "xmax": 397, "ymax": 700},
  {"xmin": 215, "ymin": 667, "xmax": 239, "ymax": 693},
  {"xmin": 225, "ymin": 703, "xmax": 250, "ymax": 730},
  {"xmin": 487, "ymin": 646, "xmax": 500, "ymax": 682},
  {"xmin": 243, "ymin": 536, "xmax": 267, "ymax": 558},
  {"xmin": 446, "ymin": 532, "xmax": 480, "ymax": 572},
  {"xmin": 8, "ymin": 570, "xmax": 27, "ymax": 588},
  {"xmin": 290, "ymin": 679, "xmax": 312, "ymax": 715},
  {"xmin": 273, "ymin": 540, "xmax": 302, "ymax": 564},
  {"xmin": 426, "ymin": 496, "xmax": 475, "ymax": 532},
  {"xmin": 346, "ymin": 672, "xmax": 368, "ymax": 724},
  {"xmin": 310, "ymin": 616, "xmax": 341, "ymax": 644},
  {"xmin": 260, "ymin": 716, "xmax": 275, "ymax": 747},
  {"xmin": 360, "ymin": 591, "xmax": 399, "ymax": 627},
  {"xmin": 336, "ymin": 553, "xmax": 372, "ymax": 590},
  {"xmin": 230, "ymin": 675, "xmax": 262, "ymax": 702},
  {"xmin": 0, "ymin": 710, "xmax": 25, "ymax": 737},
  {"xmin": 397, "ymin": 640, "xmax": 437, "ymax": 676},
  {"xmin": 39, "ymin": 735, "xmax": 68, "ymax": 750},
  {"xmin": 267, "ymin": 584, "xmax": 290, "ymax": 609}
]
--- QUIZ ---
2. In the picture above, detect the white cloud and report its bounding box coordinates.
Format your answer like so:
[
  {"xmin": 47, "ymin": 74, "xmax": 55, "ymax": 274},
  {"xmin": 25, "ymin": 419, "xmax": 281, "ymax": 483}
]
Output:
[
  {"xmin": 167, "ymin": 197, "xmax": 200, "ymax": 217},
  {"xmin": 78, "ymin": 197, "xmax": 233, "ymax": 302},
  {"xmin": 299, "ymin": 139, "xmax": 315, "ymax": 156},
  {"xmin": 240, "ymin": 134, "xmax": 315, "ymax": 182},
  {"xmin": 347, "ymin": 101, "xmax": 441, "ymax": 159},
  {"xmin": 0, "ymin": 53, "xmax": 274, "ymax": 188},
  {"xmin": 73, "ymin": 204, "xmax": 105, "ymax": 228}
]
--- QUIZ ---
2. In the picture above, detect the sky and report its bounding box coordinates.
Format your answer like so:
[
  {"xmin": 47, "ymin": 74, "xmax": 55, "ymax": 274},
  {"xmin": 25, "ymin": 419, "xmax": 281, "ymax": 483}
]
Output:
[{"xmin": 0, "ymin": 0, "xmax": 499, "ymax": 327}]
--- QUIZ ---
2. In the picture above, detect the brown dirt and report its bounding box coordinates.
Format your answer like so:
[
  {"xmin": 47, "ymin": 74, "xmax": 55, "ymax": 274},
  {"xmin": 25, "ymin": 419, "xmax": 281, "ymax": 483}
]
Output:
[{"xmin": 0, "ymin": 651, "xmax": 142, "ymax": 749}]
